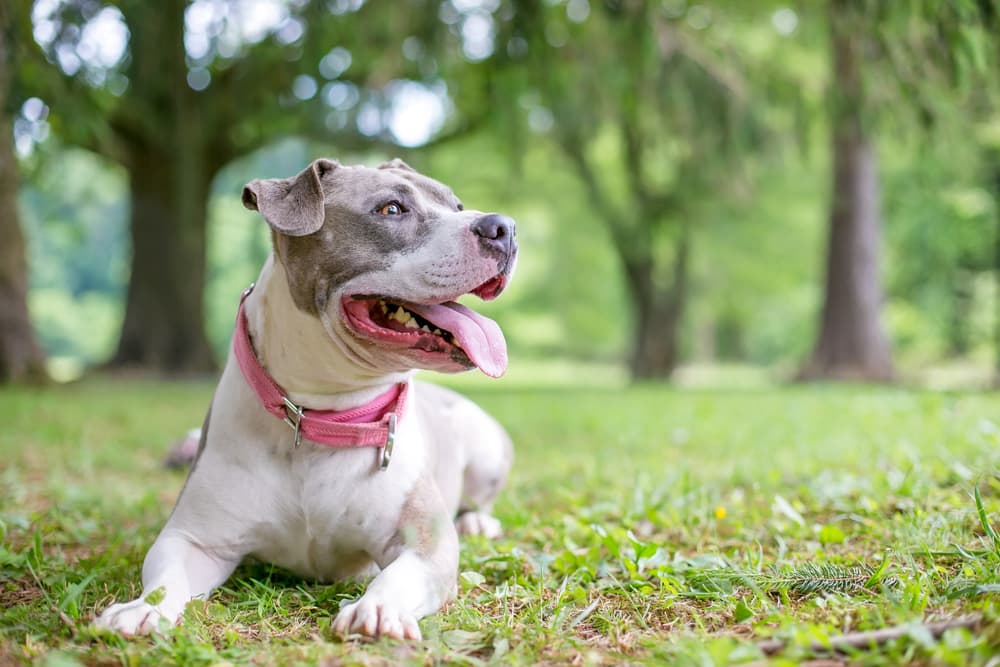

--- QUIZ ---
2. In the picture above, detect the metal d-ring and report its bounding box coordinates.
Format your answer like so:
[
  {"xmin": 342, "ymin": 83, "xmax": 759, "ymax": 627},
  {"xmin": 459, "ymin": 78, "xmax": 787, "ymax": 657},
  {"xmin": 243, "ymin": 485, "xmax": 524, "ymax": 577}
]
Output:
[
  {"xmin": 282, "ymin": 396, "xmax": 304, "ymax": 448},
  {"xmin": 379, "ymin": 413, "xmax": 397, "ymax": 471}
]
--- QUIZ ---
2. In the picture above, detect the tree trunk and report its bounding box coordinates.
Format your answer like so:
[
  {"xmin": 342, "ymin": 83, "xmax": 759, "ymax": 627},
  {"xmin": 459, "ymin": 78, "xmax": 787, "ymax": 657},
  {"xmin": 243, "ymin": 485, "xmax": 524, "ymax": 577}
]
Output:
[
  {"xmin": 0, "ymin": 4, "xmax": 47, "ymax": 384},
  {"xmin": 110, "ymin": 143, "xmax": 216, "ymax": 374},
  {"xmin": 990, "ymin": 156, "xmax": 1000, "ymax": 389},
  {"xmin": 800, "ymin": 0, "xmax": 894, "ymax": 382},
  {"xmin": 625, "ymin": 231, "xmax": 689, "ymax": 380},
  {"xmin": 946, "ymin": 270, "xmax": 972, "ymax": 358},
  {"xmin": 107, "ymin": 0, "xmax": 217, "ymax": 374}
]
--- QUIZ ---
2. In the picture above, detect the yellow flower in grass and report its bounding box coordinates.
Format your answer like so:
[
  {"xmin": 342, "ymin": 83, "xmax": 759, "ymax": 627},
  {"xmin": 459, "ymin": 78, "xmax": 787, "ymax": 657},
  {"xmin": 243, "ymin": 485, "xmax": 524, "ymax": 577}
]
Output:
[{"xmin": 714, "ymin": 506, "xmax": 727, "ymax": 520}]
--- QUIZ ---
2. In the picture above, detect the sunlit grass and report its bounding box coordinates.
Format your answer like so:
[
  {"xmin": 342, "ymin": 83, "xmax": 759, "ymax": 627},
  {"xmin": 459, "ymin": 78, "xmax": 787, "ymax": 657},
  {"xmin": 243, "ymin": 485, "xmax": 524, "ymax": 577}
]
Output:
[{"xmin": 1, "ymin": 376, "xmax": 998, "ymax": 665}]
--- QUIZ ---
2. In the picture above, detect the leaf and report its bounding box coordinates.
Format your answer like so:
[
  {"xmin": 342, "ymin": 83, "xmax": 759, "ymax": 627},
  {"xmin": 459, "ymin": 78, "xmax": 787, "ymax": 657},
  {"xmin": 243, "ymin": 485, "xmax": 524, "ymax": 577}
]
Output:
[
  {"xmin": 144, "ymin": 586, "xmax": 166, "ymax": 606},
  {"xmin": 207, "ymin": 602, "xmax": 229, "ymax": 620},
  {"xmin": 865, "ymin": 554, "xmax": 893, "ymax": 589},
  {"xmin": 57, "ymin": 573, "xmax": 96, "ymax": 616},
  {"xmin": 734, "ymin": 598, "xmax": 754, "ymax": 623},
  {"xmin": 460, "ymin": 571, "xmax": 486, "ymax": 590},
  {"xmin": 818, "ymin": 524, "xmax": 846, "ymax": 544},
  {"xmin": 944, "ymin": 579, "xmax": 1000, "ymax": 599},
  {"xmin": 568, "ymin": 599, "xmax": 600, "ymax": 629},
  {"xmin": 37, "ymin": 651, "xmax": 84, "ymax": 667},
  {"xmin": 492, "ymin": 636, "xmax": 509, "ymax": 660},
  {"xmin": 973, "ymin": 485, "xmax": 1000, "ymax": 557},
  {"xmin": 441, "ymin": 629, "xmax": 488, "ymax": 652}
]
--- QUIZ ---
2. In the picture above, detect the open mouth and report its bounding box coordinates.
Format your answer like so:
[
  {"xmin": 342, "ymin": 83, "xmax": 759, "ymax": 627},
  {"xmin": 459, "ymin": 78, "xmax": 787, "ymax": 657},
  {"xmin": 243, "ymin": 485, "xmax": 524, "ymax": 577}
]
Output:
[{"xmin": 341, "ymin": 276, "xmax": 508, "ymax": 377}]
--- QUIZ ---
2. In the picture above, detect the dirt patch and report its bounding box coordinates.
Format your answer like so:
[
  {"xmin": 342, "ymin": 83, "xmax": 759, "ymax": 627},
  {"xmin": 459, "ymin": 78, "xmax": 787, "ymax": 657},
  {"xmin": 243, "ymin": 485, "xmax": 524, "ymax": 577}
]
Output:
[
  {"xmin": 0, "ymin": 644, "xmax": 24, "ymax": 667},
  {"xmin": 0, "ymin": 578, "xmax": 44, "ymax": 609}
]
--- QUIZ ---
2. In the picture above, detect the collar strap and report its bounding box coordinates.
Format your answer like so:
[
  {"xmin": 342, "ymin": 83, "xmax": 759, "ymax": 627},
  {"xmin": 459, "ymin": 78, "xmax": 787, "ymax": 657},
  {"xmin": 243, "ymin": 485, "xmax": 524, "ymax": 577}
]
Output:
[{"xmin": 233, "ymin": 284, "xmax": 407, "ymax": 469}]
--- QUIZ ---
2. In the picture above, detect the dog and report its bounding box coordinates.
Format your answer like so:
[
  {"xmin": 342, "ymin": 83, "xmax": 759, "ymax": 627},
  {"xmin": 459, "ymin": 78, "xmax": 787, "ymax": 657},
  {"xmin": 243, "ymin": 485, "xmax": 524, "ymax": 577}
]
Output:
[{"xmin": 95, "ymin": 158, "xmax": 517, "ymax": 640}]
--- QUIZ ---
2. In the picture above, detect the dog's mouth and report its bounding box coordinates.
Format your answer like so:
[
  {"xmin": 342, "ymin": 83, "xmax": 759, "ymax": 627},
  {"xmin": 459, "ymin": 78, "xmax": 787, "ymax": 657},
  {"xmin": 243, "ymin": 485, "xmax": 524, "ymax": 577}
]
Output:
[{"xmin": 341, "ymin": 276, "xmax": 508, "ymax": 377}]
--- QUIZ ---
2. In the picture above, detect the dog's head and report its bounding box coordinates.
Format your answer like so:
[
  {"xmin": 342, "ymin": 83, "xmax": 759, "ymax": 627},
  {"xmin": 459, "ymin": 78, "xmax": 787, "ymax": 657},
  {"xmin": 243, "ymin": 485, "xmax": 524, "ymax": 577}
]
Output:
[{"xmin": 242, "ymin": 158, "xmax": 517, "ymax": 378}]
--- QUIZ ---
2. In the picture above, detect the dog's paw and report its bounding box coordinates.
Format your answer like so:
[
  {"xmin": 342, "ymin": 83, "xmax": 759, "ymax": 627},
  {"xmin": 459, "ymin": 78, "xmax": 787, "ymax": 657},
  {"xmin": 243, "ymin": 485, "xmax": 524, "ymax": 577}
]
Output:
[
  {"xmin": 456, "ymin": 511, "xmax": 503, "ymax": 539},
  {"xmin": 94, "ymin": 599, "xmax": 178, "ymax": 636},
  {"xmin": 332, "ymin": 596, "xmax": 422, "ymax": 640}
]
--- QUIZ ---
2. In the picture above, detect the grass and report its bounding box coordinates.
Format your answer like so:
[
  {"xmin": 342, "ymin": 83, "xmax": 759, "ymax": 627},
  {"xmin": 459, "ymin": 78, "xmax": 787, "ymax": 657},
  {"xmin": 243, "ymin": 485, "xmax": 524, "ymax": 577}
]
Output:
[{"xmin": 1, "ymin": 375, "xmax": 999, "ymax": 666}]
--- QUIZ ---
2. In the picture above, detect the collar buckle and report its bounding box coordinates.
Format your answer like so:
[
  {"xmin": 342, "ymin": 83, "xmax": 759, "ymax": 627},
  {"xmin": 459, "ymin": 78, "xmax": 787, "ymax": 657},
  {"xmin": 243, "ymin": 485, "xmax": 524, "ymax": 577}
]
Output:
[
  {"xmin": 378, "ymin": 413, "xmax": 397, "ymax": 471},
  {"xmin": 282, "ymin": 396, "xmax": 304, "ymax": 448}
]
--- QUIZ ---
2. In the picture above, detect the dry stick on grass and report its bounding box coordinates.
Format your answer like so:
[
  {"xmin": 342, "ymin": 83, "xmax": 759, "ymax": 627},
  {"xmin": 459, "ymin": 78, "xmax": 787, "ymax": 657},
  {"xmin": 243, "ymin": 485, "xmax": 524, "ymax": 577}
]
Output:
[{"xmin": 757, "ymin": 614, "xmax": 984, "ymax": 656}]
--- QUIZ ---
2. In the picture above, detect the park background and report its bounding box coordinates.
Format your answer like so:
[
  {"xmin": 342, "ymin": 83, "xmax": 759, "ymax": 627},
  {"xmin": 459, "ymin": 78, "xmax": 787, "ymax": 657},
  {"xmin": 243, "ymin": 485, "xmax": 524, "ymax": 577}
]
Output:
[
  {"xmin": 2, "ymin": 2, "xmax": 1000, "ymax": 666},
  {"xmin": 2, "ymin": 0, "xmax": 999, "ymax": 388}
]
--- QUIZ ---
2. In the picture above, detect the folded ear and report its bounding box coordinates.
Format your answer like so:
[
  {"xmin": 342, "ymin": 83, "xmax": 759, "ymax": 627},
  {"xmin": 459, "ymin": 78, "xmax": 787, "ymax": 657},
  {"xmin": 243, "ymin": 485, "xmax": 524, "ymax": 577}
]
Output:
[{"xmin": 242, "ymin": 159, "xmax": 339, "ymax": 236}]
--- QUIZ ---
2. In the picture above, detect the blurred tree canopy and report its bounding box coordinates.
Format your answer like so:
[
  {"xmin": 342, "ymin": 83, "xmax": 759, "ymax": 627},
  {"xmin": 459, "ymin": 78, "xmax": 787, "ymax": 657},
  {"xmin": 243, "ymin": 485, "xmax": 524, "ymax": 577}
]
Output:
[
  {"xmin": 486, "ymin": 0, "xmax": 819, "ymax": 378},
  {"xmin": 5, "ymin": 0, "xmax": 1000, "ymax": 386},
  {"xmin": 16, "ymin": 0, "xmax": 470, "ymax": 373}
]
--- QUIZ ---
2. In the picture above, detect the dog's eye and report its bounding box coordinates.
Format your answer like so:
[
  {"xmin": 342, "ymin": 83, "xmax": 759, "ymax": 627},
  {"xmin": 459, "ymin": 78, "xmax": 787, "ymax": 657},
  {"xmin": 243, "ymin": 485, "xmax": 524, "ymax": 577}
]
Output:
[
  {"xmin": 456, "ymin": 202, "xmax": 464, "ymax": 211},
  {"xmin": 376, "ymin": 201, "xmax": 406, "ymax": 216}
]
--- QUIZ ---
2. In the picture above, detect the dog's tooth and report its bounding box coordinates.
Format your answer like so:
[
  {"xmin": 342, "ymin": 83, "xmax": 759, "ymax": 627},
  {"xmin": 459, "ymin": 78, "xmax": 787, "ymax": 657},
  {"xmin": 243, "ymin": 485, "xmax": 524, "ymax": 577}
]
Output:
[
  {"xmin": 421, "ymin": 325, "xmax": 431, "ymax": 333},
  {"xmin": 380, "ymin": 302, "xmax": 388, "ymax": 314},
  {"xmin": 452, "ymin": 337, "xmax": 463, "ymax": 350},
  {"xmin": 433, "ymin": 328, "xmax": 442, "ymax": 335},
  {"xmin": 405, "ymin": 318, "xmax": 419, "ymax": 329}
]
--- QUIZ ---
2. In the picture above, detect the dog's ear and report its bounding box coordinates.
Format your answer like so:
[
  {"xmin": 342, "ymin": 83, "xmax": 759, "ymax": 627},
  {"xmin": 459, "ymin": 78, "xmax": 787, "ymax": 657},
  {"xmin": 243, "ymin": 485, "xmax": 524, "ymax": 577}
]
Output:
[
  {"xmin": 242, "ymin": 159, "xmax": 339, "ymax": 236},
  {"xmin": 378, "ymin": 158, "xmax": 415, "ymax": 172}
]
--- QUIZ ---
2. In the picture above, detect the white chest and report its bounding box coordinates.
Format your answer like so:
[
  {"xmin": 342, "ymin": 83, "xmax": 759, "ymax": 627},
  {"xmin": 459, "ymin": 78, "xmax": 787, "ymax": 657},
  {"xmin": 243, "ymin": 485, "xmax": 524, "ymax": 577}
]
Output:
[{"xmin": 239, "ymin": 417, "xmax": 427, "ymax": 580}]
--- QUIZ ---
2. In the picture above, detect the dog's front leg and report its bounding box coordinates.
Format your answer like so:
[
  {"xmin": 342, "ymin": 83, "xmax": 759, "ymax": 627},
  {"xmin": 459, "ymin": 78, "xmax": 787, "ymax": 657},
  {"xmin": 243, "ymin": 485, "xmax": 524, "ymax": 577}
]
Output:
[
  {"xmin": 96, "ymin": 529, "xmax": 240, "ymax": 635},
  {"xmin": 333, "ymin": 498, "xmax": 459, "ymax": 641}
]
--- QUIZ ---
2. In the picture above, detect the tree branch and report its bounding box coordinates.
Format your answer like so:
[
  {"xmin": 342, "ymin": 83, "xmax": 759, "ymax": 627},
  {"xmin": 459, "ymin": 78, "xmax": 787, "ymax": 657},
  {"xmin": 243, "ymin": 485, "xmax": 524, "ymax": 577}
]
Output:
[
  {"xmin": 655, "ymin": 19, "xmax": 747, "ymax": 102},
  {"xmin": 554, "ymin": 126, "xmax": 639, "ymax": 264},
  {"xmin": 756, "ymin": 614, "xmax": 984, "ymax": 657}
]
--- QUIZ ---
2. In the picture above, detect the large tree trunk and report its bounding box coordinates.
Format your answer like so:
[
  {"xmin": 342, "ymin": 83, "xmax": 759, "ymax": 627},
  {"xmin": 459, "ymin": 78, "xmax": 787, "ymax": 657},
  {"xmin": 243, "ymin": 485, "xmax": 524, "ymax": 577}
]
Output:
[
  {"xmin": 800, "ymin": 0, "xmax": 894, "ymax": 382},
  {"xmin": 625, "ymin": 232, "xmax": 689, "ymax": 380},
  {"xmin": 107, "ymin": 0, "xmax": 216, "ymax": 374},
  {"xmin": 110, "ymin": 143, "xmax": 215, "ymax": 373},
  {"xmin": 0, "ymin": 3, "xmax": 46, "ymax": 384}
]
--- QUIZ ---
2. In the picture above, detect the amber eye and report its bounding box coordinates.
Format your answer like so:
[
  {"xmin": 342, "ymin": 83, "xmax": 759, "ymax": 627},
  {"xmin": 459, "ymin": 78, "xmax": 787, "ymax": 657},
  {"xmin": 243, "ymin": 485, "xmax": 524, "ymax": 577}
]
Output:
[{"xmin": 376, "ymin": 201, "xmax": 406, "ymax": 216}]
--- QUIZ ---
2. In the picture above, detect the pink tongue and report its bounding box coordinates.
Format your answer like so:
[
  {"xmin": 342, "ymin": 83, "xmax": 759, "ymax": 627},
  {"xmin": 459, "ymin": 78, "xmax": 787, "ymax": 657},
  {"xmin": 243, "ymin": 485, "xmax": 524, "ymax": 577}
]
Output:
[{"xmin": 406, "ymin": 301, "xmax": 508, "ymax": 378}]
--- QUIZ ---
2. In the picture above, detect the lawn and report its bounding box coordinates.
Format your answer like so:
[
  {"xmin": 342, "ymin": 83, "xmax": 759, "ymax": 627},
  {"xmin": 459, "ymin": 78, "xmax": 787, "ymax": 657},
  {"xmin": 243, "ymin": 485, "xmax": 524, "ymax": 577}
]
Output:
[{"xmin": 1, "ymin": 376, "xmax": 999, "ymax": 665}]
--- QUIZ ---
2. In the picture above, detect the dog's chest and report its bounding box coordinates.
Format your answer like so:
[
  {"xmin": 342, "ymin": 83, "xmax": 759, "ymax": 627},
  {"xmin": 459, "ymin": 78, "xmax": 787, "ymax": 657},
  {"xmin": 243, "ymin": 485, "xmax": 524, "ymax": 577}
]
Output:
[{"xmin": 245, "ymin": 425, "xmax": 426, "ymax": 580}]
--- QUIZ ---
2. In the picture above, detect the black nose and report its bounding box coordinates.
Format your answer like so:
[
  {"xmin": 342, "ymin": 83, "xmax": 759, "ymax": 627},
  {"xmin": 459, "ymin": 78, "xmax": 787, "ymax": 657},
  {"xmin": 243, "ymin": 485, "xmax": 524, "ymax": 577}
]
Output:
[{"xmin": 471, "ymin": 214, "xmax": 516, "ymax": 258}]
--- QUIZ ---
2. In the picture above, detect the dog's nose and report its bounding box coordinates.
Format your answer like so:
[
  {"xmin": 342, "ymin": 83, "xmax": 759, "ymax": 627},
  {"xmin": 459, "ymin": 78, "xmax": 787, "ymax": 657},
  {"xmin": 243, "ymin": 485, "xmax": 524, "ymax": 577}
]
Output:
[{"xmin": 471, "ymin": 214, "xmax": 516, "ymax": 258}]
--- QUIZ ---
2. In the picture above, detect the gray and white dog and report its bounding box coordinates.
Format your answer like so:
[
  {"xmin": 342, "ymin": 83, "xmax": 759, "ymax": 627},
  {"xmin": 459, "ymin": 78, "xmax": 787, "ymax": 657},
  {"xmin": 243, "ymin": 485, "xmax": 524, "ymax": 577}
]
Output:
[{"xmin": 95, "ymin": 158, "xmax": 517, "ymax": 640}]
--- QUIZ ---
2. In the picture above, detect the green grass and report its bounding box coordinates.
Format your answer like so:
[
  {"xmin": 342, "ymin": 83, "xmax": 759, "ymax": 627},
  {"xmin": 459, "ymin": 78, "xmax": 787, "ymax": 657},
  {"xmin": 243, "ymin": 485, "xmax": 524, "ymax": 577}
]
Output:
[{"xmin": 2, "ymin": 377, "xmax": 999, "ymax": 665}]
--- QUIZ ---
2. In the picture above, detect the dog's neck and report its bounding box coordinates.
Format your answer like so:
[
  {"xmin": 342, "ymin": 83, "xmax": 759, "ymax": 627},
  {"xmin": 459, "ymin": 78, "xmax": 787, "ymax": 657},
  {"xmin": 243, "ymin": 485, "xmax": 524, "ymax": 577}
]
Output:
[{"xmin": 243, "ymin": 255, "xmax": 411, "ymax": 411}]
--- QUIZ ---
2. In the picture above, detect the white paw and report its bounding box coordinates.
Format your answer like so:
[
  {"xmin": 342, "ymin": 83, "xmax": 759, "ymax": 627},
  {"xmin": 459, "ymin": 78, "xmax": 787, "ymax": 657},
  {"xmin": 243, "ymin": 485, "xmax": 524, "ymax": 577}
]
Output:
[
  {"xmin": 332, "ymin": 595, "xmax": 422, "ymax": 640},
  {"xmin": 94, "ymin": 599, "xmax": 179, "ymax": 636},
  {"xmin": 456, "ymin": 511, "xmax": 503, "ymax": 539}
]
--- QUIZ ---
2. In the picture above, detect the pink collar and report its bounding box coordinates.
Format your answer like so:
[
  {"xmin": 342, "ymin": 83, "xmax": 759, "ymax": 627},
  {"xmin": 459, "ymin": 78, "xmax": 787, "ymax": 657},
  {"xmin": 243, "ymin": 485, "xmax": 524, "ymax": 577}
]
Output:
[{"xmin": 233, "ymin": 284, "xmax": 407, "ymax": 469}]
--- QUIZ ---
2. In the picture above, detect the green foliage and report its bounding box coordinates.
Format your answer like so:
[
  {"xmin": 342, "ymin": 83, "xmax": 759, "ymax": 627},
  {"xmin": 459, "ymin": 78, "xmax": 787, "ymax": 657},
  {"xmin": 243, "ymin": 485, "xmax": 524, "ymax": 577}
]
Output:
[
  {"xmin": 19, "ymin": 149, "xmax": 126, "ymax": 374},
  {"xmin": 687, "ymin": 561, "xmax": 897, "ymax": 597},
  {"xmin": 9, "ymin": 1, "xmax": 1000, "ymax": 379},
  {"xmin": 758, "ymin": 562, "xmax": 891, "ymax": 595},
  {"xmin": 883, "ymin": 115, "xmax": 998, "ymax": 364}
]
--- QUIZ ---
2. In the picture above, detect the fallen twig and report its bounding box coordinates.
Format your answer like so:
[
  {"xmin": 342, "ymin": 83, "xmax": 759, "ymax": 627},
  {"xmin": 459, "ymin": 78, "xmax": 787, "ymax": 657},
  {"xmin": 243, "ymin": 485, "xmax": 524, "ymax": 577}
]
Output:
[
  {"xmin": 757, "ymin": 614, "xmax": 984, "ymax": 656},
  {"xmin": 51, "ymin": 605, "xmax": 78, "ymax": 634}
]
